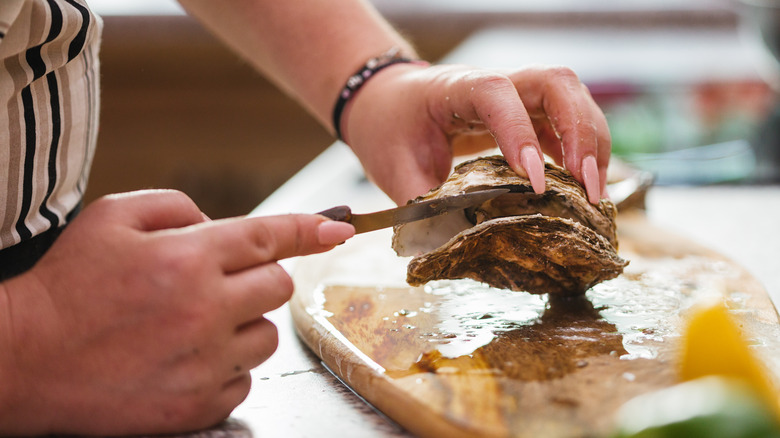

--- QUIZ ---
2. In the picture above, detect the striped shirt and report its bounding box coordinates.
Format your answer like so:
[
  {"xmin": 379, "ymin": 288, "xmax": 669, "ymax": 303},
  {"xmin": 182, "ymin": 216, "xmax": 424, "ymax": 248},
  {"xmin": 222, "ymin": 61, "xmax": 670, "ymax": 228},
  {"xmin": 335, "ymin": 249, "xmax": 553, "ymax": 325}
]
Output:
[{"xmin": 0, "ymin": 0, "xmax": 101, "ymax": 250}]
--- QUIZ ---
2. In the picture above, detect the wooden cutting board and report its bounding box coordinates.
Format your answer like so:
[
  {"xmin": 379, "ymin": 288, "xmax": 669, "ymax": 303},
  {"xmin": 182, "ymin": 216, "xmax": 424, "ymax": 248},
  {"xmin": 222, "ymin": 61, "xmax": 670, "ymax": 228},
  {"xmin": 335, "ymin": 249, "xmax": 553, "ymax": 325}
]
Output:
[{"xmin": 290, "ymin": 209, "xmax": 780, "ymax": 438}]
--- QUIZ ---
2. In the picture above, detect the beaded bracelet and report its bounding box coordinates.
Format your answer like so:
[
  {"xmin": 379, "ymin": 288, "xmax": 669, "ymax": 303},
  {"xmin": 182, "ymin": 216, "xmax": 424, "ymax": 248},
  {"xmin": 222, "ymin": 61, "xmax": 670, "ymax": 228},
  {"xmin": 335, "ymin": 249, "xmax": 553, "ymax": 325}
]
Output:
[{"xmin": 331, "ymin": 47, "xmax": 421, "ymax": 140}]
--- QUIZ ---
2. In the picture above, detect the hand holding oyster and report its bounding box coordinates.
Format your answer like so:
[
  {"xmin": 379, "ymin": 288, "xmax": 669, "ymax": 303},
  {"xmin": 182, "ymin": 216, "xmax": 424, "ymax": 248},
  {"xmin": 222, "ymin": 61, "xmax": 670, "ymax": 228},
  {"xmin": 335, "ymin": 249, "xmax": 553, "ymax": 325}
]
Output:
[{"xmin": 391, "ymin": 156, "xmax": 627, "ymax": 296}]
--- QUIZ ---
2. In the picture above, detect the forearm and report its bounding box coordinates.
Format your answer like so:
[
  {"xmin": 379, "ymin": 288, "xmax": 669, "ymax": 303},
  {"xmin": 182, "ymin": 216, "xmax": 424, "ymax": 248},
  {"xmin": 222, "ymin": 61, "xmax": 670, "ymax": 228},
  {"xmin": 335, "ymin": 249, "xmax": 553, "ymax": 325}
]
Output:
[
  {"xmin": 0, "ymin": 282, "xmax": 18, "ymax": 431},
  {"xmin": 0, "ymin": 282, "xmax": 11, "ymax": 430},
  {"xmin": 178, "ymin": 0, "xmax": 418, "ymax": 132},
  {"xmin": 0, "ymin": 277, "xmax": 48, "ymax": 435}
]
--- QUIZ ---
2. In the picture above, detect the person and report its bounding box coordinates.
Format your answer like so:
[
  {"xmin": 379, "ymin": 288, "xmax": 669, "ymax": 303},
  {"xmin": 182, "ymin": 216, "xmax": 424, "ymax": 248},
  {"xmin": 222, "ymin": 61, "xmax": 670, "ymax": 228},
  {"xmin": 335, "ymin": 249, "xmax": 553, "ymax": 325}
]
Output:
[{"xmin": 0, "ymin": 0, "xmax": 611, "ymax": 434}]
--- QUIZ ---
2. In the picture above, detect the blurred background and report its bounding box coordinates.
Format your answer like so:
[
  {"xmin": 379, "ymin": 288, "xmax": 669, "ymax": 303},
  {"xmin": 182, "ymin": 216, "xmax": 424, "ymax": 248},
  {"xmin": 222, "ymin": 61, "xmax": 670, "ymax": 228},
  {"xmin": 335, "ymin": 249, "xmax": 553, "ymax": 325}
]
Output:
[{"xmin": 85, "ymin": 0, "xmax": 780, "ymax": 218}]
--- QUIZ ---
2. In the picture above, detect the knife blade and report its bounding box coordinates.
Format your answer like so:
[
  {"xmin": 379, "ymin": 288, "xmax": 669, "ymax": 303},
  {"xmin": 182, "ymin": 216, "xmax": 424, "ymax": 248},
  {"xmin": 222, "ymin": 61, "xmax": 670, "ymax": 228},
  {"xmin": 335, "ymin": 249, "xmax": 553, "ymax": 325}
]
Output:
[{"xmin": 317, "ymin": 188, "xmax": 510, "ymax": 234}]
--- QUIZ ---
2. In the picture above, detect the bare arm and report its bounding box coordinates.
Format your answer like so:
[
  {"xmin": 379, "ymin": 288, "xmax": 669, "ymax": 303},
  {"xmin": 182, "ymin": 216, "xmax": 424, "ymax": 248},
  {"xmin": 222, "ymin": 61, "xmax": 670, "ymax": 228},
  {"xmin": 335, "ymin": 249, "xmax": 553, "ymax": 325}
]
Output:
[
  {"xmin": 178, "ymin": 0, "xmax": 417, "ymax": 131},
  {"xmin": 179, "ymin": 0, "xmax": 610, "ymax": 205}
]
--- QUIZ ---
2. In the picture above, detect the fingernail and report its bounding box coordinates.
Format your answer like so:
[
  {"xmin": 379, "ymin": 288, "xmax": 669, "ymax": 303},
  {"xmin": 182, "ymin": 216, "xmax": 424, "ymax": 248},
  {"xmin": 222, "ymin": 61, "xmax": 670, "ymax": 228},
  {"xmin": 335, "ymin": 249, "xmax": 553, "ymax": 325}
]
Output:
[
  {"xmin": 317, "ymin": 221, "xmax": 355, "ymax": 246},
  {"xmin": 520, "ymin": 146, "xmax": 546, "ymax": 194},
  {"xmin": 581, "ymin": 155, "xmax": 600, "ymax": 204}
]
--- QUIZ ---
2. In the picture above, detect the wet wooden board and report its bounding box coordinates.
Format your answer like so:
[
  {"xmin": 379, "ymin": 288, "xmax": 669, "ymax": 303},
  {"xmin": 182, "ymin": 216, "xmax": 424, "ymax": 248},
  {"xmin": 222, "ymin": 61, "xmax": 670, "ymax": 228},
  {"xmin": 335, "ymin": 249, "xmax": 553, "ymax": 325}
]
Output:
[{"xmin": 289, "ymin": 210, "xmax": 780, "ymax": 438}]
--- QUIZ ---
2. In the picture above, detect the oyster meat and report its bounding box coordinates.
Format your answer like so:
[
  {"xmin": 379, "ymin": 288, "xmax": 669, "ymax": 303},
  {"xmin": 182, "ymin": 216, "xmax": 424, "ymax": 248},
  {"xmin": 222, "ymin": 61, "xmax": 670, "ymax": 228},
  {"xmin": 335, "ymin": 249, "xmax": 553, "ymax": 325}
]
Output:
[{"xmin": 392, "ymin": 156, "xmax": 628, "ymax": 296}]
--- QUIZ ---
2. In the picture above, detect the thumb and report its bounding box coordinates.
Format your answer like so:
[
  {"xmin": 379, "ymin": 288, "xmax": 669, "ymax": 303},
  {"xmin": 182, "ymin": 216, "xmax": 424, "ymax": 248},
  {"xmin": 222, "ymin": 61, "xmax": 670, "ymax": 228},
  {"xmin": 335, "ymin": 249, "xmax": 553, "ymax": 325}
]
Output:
[
  {"xmin": 378, "ymin": 138, "xmax": 452, "ymax": 205},
  {"xmin": 387, "ymin": 169, "xmax": 445, "ymax": 205}
]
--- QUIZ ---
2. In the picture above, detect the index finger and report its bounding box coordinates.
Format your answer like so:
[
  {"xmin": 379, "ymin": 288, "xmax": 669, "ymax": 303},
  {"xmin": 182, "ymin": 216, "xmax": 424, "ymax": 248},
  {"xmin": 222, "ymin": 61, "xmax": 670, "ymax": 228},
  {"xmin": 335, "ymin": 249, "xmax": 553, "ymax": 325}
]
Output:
[
  {"xmin": 196, "ymin": 214, "xmax": 355, "ymax": 273},
  {"xmin": 431, "ymin": 67, "xmax": 547, "ymax": 194}
]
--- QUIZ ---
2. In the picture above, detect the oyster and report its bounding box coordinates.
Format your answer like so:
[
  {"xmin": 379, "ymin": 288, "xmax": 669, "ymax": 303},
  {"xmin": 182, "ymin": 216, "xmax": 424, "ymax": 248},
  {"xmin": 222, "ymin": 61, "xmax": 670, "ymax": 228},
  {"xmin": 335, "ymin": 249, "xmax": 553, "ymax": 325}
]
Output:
[{"xmin": 392, "ymin": 156, "xmax": 627, "ymax": 296}]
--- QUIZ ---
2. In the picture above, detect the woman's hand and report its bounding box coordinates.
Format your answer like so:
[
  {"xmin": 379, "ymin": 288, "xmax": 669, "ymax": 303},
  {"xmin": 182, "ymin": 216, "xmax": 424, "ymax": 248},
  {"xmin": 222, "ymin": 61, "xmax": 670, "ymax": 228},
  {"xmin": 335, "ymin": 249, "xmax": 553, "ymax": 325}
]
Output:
[
  {"xmin": 344, "ymin": 63, "xmax": 611, "ymax": 205},
  {"xmin": 0, "ymin": 190, "xmax": 354, "ymax": 435}
]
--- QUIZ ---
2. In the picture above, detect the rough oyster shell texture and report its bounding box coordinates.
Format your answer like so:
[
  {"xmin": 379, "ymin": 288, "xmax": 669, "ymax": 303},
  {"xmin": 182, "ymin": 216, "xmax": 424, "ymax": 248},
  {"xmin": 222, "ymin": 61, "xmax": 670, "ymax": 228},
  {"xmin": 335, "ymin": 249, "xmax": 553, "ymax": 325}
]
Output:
[{"xmin": 391, "ymin": 156, "xmax": 628, "ymax": 296}]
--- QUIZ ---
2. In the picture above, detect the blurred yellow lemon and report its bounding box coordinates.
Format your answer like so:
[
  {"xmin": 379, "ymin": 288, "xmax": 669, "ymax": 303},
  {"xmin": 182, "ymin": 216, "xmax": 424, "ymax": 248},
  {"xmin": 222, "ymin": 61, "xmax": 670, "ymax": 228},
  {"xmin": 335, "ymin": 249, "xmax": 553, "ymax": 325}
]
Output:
[
  {"xmin": 679, "ymin": 302, "xmax": 779, "ymax": 414},
  {"xmin": 612, "ymin": 302, "xmax": 780, "ymax": 437}
]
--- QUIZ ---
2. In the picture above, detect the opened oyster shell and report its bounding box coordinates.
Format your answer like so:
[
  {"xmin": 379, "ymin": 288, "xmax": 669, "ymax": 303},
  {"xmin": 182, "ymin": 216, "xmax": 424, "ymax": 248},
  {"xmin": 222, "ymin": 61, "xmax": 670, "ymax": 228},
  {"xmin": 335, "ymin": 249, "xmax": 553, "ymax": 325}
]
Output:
[{"xmin": 392, "ymin": 156, "xmax": 628, "ymax": 296}]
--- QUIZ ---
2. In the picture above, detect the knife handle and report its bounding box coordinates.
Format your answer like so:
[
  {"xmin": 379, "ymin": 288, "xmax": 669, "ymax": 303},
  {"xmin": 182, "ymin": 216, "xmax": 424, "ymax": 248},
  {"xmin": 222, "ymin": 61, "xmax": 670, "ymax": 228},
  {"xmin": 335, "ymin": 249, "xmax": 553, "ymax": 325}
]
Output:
[{"xmin": 316, "ymin": 205, "xmax": 353, "ymax": 223}]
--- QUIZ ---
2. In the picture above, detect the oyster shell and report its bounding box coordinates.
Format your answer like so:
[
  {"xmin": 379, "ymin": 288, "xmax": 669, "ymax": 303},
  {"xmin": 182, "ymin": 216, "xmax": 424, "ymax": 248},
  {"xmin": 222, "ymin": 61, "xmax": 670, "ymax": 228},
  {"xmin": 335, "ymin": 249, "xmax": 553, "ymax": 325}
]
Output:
[{"xmin": 392, "ymin": 156, "xmax": 628, "ymax": 296}]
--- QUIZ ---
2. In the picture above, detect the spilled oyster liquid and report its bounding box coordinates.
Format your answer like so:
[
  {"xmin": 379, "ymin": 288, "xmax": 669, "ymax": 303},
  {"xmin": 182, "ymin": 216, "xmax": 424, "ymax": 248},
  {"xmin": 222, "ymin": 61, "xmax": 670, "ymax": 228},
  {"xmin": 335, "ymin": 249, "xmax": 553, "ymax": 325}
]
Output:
[{"xmin": 313, "ymin": 254, "xmax": 780, "ymax": 383}]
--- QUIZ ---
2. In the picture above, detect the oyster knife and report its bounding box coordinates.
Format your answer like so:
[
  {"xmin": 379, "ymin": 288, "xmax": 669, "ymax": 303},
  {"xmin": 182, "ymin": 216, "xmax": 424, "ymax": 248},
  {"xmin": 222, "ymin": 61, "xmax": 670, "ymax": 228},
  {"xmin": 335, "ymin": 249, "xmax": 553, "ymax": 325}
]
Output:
[{"xmin": 317, "ymin": 188, "xmax": 510, "ymax": 234}]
